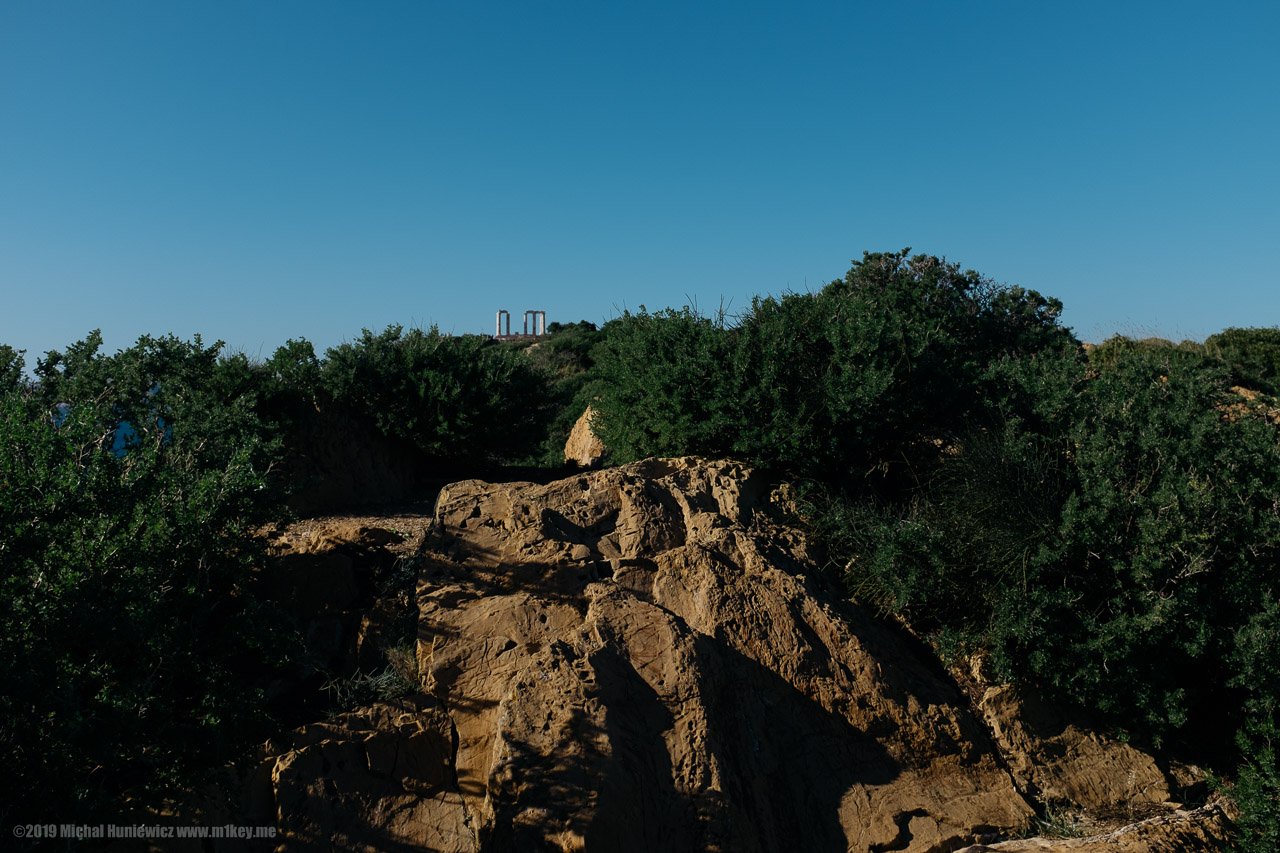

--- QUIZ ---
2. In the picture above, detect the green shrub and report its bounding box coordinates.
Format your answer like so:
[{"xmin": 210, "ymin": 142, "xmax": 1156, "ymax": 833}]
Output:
[
  {"xmin": 1086, "ymin": 334, "xmax": 1207, "ymax": 371},
  {"xmin": 0, "ymin": 332, "xmax": 300, "ymax": 823},
  {"xmin": 590, "ymin": 307, "xmax": 736, "ymax": 462},
  {"xmin": 1088, "ymin": 328, "xmax": 1280, "ymax": 399},
  {"xmin": 319, "ymin": 325, "xmax": 552, "ymax": 463},
  {"xmin": 1234, "ymin": 715, "xmax": 1280, "ymax": 852},
  {"xmin": 0, "ymin": 344, "xmax": 24, "ymax": 392},
  {"xmin": 812, "ymin": 415, "xmax": 1077, "ymax": 639},
  {"xmin": 1205, "ymin": 327, "xmax": 1280, "ymax": 396},
  {"xmin": 257, "ymin": 336, "xmax": 325, "ymax": 427},
  {"xmin": 1039, "ymin": 350, "xmax": 1280, "ymax": 733},
  {"xmin": 590, "ymin": 250, "xmax": 1077, "ymax": 485},
  {"xmin": 820, "ymin": 345, "xmax": 1280, "ymax": 744},
  {"xmin": 516, "ymin": 320, "xmax": 611, "ymax": 466}
]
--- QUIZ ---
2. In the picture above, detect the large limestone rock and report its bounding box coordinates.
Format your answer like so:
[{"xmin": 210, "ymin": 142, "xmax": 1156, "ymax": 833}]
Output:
[
  {"xmin": 417, "ymin": 457, "xmax": 1034, "ymax": 851},
  {"xmin": 262, "ymin": 698, "xmax": 477, "ymax": 852},
  {"xmin": 563, "ymin": 405, "xmax": 608, "ymax": 467},
  {"xmin": 978, "ymin": 684, "xmax": 1171, "ymax": 810},
  {"xmin": 957, "ymin": 802, "xmax": 1236, "ymax": 852},
  {"xmin": 109, "ymin": 460, "xmax": 1238, "ymax": 850}
]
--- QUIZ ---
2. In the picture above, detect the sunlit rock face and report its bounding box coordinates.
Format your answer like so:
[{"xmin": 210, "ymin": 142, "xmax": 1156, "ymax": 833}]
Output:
[
  {"xmin": 414, "ymin": 457, "xmax": 1031, "ymax": 852},
  {"xmin": 563, "ymin": 405, "xmax": 608, "ymax": 468},
  {"xmin": 250, "ymin": 457, "xmax": 1226, "ymax": 852}
]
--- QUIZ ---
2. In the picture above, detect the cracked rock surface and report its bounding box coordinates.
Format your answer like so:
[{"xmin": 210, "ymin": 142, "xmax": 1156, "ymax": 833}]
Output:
[
  {"xmin": 416, "ymin": 457, "xmax": 1031, "ymax": 851},
  {"xmin": 249, "ymin": 457, "xmax": 1233, "ymax": 852}
]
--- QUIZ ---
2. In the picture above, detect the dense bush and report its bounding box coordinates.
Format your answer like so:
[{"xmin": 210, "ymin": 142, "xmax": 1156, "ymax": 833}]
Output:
[
  {"xmin": 1234, "ymin": 715, "xmax": 1280, "ymax": 851},
  {"xmin": 1089, "ymin": 327, "xmax": 1280, "ymax": 398},
  {"xmin": 1085, "ymin": 334, "xmax": 1206, "ymax": 371},
  {"xmin": 1205, "ymin": 326, "xmax": 1280, "ymax": 396},
  {"xmin": 1039, "ymin": 352, "xmax": 1280, "ymax": 730},
  {"xmin": 823, "ymin": 344, "xmax": 1280, "ymax": 744},
  {"xmin": 318, "ymin": 324, "xmax": 552, "ymax": 462},
  {"xmin": 801, "ymin": 337, "xmax": 1280, "ymax": 839},
  {"xmin": 0, "ymin": 333, "xmax": 300, "ymax": 823},
  {"xmin": 0, "ymin": 344, "xmax": 24, "ymax": 392},
  {"xmin": 591, "ymin": 250, "xmax": 1076, "ymax": 485},
  {"xmin": 733, "ymin": 252, "xmax": 1074, "ymax": 482},
  {"xmin": 590, "ymin": 306, "xmax": 737, "ymax": 462}
]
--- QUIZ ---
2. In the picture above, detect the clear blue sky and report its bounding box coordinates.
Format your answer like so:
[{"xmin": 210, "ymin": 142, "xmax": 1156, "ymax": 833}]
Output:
[{"xmin": 2, "ymin": 1, "xmax": 1277, "ymax": 363}]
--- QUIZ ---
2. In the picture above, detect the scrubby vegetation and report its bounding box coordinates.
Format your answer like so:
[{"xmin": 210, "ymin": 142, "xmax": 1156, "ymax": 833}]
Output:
[
  {"xmin": 0, "ymin": 325, "xmax": 557, "ymax": 827},
  {"xmin": 3, "ymin": 252, "xmax": 1277, "ymax": 846},
  {"xmin": 586, "ymin": 250, "xmax": 1280, "ymax": 849},
  {"xmin": 591, "ymin": 250, "xmax": 1074, "ymax": 483},
  {"xmin": 0, "ymin": 333, "xmax": 298, "ymax": 822},
  {"xmin": 319, "ymin": 325, "xmax": 550, "ymax": 460}
]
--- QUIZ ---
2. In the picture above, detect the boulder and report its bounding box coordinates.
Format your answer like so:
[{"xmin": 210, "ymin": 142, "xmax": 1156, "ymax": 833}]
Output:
[
  {"xmin": 247, "ymin": 458, "xmax": 1231, "ymax": 851},
  {"xmin": 563, "ymin": 405, "xmax": 607, "ymax": 467}
]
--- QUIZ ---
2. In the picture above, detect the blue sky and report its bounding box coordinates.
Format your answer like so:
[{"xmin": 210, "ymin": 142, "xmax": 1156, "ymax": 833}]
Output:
[{"xmin": 2, "ymin": 1, "xmax": 1277, "ymax": 363}]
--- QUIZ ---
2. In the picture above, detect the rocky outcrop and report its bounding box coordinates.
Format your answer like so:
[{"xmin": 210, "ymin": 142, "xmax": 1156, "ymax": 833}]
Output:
[
  {"xmin": 563, "ymin": 405, "xmax": 607, "ymax": 467},
  {"xmin": 1226, "ymin": 385, "xmax": 1280, "ymax": 425},
  {"xmin": 244, "ymin": 458, "xmax": 1234, "ymax": 851},
  {"xmin": 416, "ymin": 457, "xmax": 1032, "ymax": 851},
  {"xmin": 978, "ymin": 684, "xmax": 1171, "ymax": 810},
  {"xmin": 957, "ymin": 801, "xmax": 1236, "ymax": 852},
  {"xmin": 262, "ymin": 698, "xmax": 476, "ymax": 852}
]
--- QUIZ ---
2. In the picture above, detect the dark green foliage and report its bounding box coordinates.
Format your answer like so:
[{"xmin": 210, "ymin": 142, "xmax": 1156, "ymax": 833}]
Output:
[
  {"xmin": 808, "ymin": 353, "xmax": 1083, "ymax": 638},
  {"xmin": 536, "ymin": 320, "xmax": 605, "ymax": 378},
  {"xmin": 1089, "ymin": 328, "xmax": 1280, "ymax": 398},
  {"xmin": 0, "ymin": 332, "xmax": 300, "ymax": 823},
  {"xmin": 1205, "ymin": 326, "xmax": 1280, "ymax": 396},
  {"xmin": 258, "ymin": 336, "xmax": 325, "ymax": 427},
  {"xmin": 1034, "ymin": 352, "xmax": 1280, "ymax": 731},
  {"xmin": 590, "ymin": 307, "xmax": 737, "ymax": 462},
  {"xmin": 590, "ymin": 250, "xmax": 1077, "ymax": 484},
  {"xmin": 0, "ymin": 344, "xmax": 25, "ymax": 392},
  {"xmin": 1085, "ymin": 334, "xmax": 1206, "ymax": 371},
  {"xmin": 518, "ymin": 321, "xmax": 609, "ymax": 466},
  {"xmin": 822, "ymin": 344, "xmax": 1280, "ymax": 762},
  {"xmin": 732, "ymin": 253, "xmax": 1074, "ymax": 481},
  {"xmin": 320, "ymin": 325, "xmax": 551, "ymax": 462},
  {"xmin": 804, "ymin": 492, "xmax": 953, "ymax": 619},
  {"xmin": 1235, "ymin": 715, "xmax": 1280, "ymax": 852}
]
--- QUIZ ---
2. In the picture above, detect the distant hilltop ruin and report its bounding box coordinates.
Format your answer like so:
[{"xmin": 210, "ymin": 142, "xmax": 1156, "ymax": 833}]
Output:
[{"xmin": 493, "ymin": 309, "xmax": 546, "ymax": 341}]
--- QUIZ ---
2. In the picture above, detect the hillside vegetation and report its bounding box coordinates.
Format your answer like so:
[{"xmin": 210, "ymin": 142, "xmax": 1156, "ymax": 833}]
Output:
[{"xmin": 2, "ymin": 250, "xmax": 1278, "ymax": 847}]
